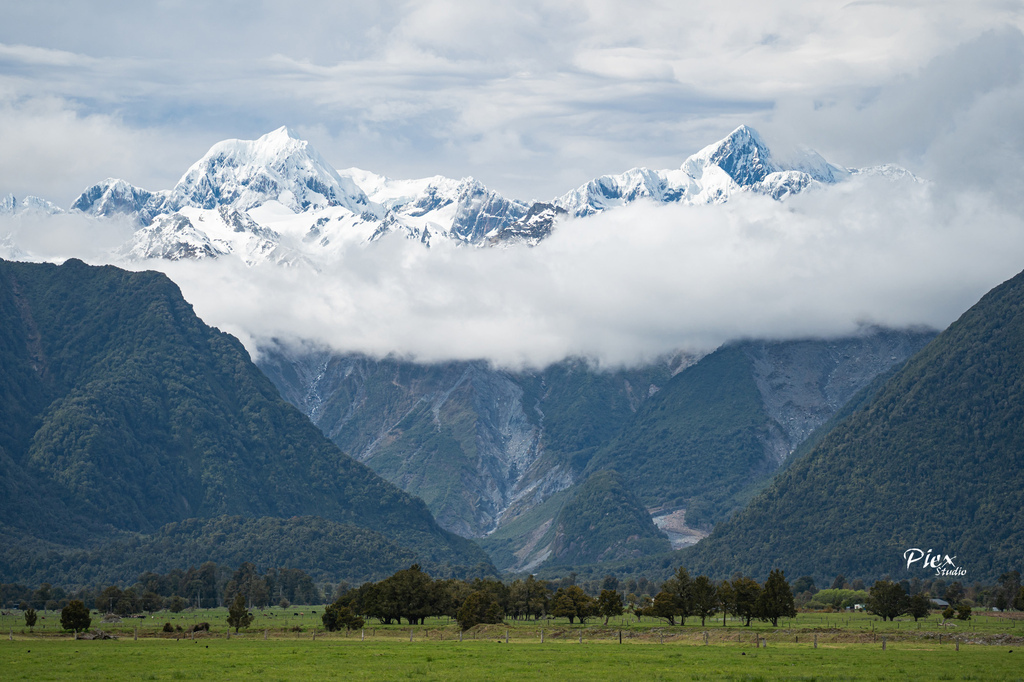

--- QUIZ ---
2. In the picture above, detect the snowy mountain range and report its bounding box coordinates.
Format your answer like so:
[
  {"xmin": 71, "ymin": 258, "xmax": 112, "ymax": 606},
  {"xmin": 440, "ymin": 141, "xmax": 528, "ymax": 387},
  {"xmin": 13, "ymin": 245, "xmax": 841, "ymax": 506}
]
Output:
[{"xmin": 4, "ymin": 125, "xmax": 916, "ymax": 264}]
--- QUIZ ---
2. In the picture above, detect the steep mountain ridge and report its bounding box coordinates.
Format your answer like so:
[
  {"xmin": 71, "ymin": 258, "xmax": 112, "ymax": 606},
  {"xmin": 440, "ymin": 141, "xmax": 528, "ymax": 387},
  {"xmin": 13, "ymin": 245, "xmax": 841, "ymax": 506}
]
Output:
[
  {"xmin": 679, "ymin": 269, "xmax": 1024, "ymax": 584},
  {"xmin": 0, "ymin": 257, "xmax": 491, "ymax": 584}
]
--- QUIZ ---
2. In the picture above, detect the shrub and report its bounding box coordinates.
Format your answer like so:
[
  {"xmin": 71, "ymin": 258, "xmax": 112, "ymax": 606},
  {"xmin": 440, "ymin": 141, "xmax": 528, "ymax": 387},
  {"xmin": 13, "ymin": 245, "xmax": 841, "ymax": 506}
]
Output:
[{"xmin": 322, "ymin": 601, "xmax": 365, "ymax": 632}]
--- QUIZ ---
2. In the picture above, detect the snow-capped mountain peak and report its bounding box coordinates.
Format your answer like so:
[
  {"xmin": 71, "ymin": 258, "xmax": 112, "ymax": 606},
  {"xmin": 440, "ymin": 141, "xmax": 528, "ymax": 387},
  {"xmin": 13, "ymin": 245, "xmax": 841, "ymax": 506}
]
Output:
[
  {"xmin": 684, "ymin": 125, "xmax": 775, "ymax": 185},
  {"xmin": 37, "ymin": 124, "xmax": 916, "ymax": 267},
  {"xmin": 71, "ymin": 178, "xmax": 161, "ymax": 219},
  {"xmin": 1, "ymin": 193, "xmax": 66, "ymax": 216},
  {"xmin": 556, "ymin": 125, "xmax": 863, "ymax": 216},
  {"xmin": 168, "ymin": 127, "xmax": 372, "ymax": 216}
]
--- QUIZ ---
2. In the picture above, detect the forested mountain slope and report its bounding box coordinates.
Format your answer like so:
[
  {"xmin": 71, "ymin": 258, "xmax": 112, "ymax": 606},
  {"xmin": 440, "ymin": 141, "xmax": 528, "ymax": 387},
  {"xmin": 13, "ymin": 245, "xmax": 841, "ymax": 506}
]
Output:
[
  {"xmin": 680, "ymin": 269, "xmax": 1024, "ymax": 584},
  {"xmin": 585, "ymin": 330, "xmax": 935, "ymax": 529},
  {"xmin": 0, "ymin": 258, "xmax": 491, "ymax": 585}
]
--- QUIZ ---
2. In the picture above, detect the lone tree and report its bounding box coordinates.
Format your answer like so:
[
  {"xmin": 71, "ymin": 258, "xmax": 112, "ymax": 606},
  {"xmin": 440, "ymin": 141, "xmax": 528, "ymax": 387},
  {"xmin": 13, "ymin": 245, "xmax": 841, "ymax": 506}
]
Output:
[
  {"xmin": 61, "ymin": 600, "xmax": 92, "ymax": 633},
  {"xmin": 867, "ymin": 580, "xmax": 909, "ymax": 621},
  {"xmin": 690, "ymin": 575, "xmax": 719, "ymax": 627},
  {"xmin": 756, "ymin": 569, "xmax": 796, "ymax": 627},
  {"xmin": 597, "ymin": 589, "xmax": 624, "ymax": 625},
  {"xmin": 226, "ymin": 593, "xmax": 254, "ymax": 633},
  {"xmin": 728, "ymin": 576, "xmax": 761, "ymax": 627},
  {"xmin": 24, "ymin": 607, "xmax": 37, "ymax": 629},
  {"xmin": 647, "ymin": 590, "xmax": 681, "ymax": 625},
  {"xmin": 648, "ymin": 566, "xmax": 697, "ymax": 626}
]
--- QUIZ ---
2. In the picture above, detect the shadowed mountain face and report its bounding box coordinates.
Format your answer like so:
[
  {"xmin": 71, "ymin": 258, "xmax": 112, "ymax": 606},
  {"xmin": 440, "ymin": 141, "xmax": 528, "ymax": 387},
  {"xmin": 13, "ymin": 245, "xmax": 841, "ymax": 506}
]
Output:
[
  {"xmin": 679, "ymin": 269, "xmax": 1024, "ymax": 585},
  {"xmin": 259, "ymin": 328, "xmax": 934, "ymax": 573},
  {"xmin": 0, "ymin": 258, "xmax": 491, "ymax": 585},
  {"xmin": 257, "ymin": 350, "xmax": 685, "ymax": 538}
]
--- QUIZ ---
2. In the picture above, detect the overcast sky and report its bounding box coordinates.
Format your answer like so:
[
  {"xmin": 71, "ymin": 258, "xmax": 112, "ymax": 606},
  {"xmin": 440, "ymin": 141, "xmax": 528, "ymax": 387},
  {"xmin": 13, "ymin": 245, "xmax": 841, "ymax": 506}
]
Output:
[
  {"xmin": 3, "ymin": 1, "xmax": 1024, "ymax": 366},
  {"xmin": 2, "ymin": 1, "xmax": 1022, "ymax": 204}
]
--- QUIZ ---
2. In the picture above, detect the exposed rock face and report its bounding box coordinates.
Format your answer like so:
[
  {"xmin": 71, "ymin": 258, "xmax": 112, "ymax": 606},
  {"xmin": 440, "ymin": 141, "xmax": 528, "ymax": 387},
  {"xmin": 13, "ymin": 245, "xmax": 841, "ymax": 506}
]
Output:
[
  {"xmin": 257, "ymin": 348, "xmax": 685, "ymax": 538},
  {"xmin": 258, "ymin": 329, "xmax": 934, "ymax": 561},
  {"xmin": 258, "ymin": 350, "xmax": 544, "ymax": 537},
  {"xmin": 743, "ymin": 328, "xmax": 938, "ymax": 464}
]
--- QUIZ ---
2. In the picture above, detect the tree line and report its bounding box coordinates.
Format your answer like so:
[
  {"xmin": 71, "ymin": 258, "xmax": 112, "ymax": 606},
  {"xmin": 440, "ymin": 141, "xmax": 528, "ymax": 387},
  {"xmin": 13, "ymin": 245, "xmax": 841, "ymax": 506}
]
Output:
[
  {"xmin": 0, "ymin": 562, "xmax": 326, "ymax": 615},
  {"xmin": 320, "ymin": 564, "xmax": 799, "ymax": 632}
]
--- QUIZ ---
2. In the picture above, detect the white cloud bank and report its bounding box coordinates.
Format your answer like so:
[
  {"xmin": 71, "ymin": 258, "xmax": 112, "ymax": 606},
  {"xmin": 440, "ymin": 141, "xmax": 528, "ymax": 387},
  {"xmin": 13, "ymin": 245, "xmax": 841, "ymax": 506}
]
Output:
[{"xmin": 117, "ymin": 173, "xmax": 1022, "ymax": 368}]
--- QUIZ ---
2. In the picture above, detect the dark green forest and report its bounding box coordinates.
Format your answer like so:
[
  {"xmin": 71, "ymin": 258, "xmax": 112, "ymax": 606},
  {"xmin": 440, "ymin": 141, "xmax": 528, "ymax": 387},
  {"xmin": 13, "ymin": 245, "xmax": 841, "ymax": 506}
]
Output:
[
  {"xmin": 0, "ymin": 258, "xmax": 491, "ymax": 585},
  {"xmin": 545, "ymin": 470, "xmax": 671, "ymax": 566},
  {"xmin": 584, "ymin": 344, "xmax": 777, "ymax": 528}
]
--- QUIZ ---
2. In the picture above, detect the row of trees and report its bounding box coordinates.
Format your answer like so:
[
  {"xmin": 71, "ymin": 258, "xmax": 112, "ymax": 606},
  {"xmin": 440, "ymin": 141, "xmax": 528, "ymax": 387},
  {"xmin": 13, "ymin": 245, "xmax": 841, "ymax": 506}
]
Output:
[
  {"xmin": 866, "ymin": 580, "xmax": 976, "ymax": 622},
  {"xmin": 817, "ymin": 571, "xmax": 1023, "ymax": 611},
  {"xmin": 1, "ymin": 563, "xmax": 326, "ymax": 615},
  {"xmin": 318, "ymin": 565, "xmax": 798, "ymax": 632},
  {"xmin": 631, "ymin": 568, "xmax": 796, "ymax": 627}
]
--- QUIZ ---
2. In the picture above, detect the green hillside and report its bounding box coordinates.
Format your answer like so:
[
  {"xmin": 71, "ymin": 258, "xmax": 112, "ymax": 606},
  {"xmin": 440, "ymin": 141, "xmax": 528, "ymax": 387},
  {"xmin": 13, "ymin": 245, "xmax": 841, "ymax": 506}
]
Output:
[
  {"xmin": 0, "ymin": 258, "xmax": 491, "ymax": 584},
  {"xmin": 681, "ymin": 270, "xmax": 1024, "ymax": 584},
  {"xmin": 585, "ymin": 344, "xmax": 776, "ymax": 527},
  {"xmin": 546, "ymin": 470, "xmax": 671, "ymax": 566},
  {"xmin": 0, "ymin": 516, "xmax": 427, "ymax": 586}
]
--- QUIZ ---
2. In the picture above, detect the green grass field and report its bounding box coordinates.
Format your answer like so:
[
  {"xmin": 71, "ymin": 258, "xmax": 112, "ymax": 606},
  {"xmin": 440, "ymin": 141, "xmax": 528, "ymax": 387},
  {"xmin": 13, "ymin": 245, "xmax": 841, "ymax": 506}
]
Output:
[{"xmin": 2, "ymin": 608, "xmax": 1022, "ymax": 680}]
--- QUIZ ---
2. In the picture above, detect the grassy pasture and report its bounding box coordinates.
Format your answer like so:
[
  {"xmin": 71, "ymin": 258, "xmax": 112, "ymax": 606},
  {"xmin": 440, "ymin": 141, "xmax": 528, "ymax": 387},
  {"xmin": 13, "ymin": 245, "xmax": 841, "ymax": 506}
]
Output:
[{"xmin": 2, "ymin": 608, "xmax": 1023, "ymax": 680}]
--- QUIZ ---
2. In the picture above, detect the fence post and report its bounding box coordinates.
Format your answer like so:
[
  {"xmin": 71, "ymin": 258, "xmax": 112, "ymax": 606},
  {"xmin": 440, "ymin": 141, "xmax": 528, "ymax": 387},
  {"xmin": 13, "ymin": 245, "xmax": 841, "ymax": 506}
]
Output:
[
  {"xmin": 540, "ymin": 630, "xmax": 543, "ymax": 643},
  {"xmin": 814, "ymin": 634, "xmax": 817, "ymax": 648},
  {"xmin": 882, "ymin": 636, "xmax": 886, "ymax": 651},
  {"xmin": 619, "ymin": 630, "xmax": 622, "ymax": 644}
]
